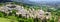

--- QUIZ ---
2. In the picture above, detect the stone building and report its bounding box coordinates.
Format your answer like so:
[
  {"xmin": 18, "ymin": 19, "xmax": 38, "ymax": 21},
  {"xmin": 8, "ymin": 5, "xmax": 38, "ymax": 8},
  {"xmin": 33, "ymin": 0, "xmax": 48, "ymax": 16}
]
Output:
[{"xmin": 45, "ymin": 12, "xmax": 51, "ymax": 19}]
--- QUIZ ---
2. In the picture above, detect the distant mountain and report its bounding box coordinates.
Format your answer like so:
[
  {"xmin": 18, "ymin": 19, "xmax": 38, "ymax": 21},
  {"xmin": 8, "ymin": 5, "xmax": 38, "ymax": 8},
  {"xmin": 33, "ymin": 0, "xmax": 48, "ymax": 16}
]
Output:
[
  {"xmin": 0, "ymin": 0, "xmax": 60, "ymax": 7},
  {"xmin": 11, "ymin": 0, "xmax": 60, "ymax": 7},
  {"xmin": 0, "ymin": 0, "xmax": 12, "ymax": 3}
]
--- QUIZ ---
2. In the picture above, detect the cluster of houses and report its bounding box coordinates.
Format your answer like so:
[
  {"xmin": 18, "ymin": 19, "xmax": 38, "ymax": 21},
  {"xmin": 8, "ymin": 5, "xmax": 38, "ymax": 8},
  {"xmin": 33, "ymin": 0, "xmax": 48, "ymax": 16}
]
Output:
[{"xmin": 0, "ymin": 2, "xmax": 51, "ymax": 20}]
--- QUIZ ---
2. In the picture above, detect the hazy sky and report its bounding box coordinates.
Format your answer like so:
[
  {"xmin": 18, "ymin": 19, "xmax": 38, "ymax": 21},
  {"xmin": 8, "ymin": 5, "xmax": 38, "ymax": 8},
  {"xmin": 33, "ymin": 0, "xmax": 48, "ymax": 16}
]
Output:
[
  {"xmin": 29, "ymin": 0, "xmax": 60, "ymax": 2},
  {"xmin": 29, "ymin": 0, "xmax": 60, "ymax": 1},
  {"xmin": 12, "ymin": 0, "xmax": 60, "ymax": 2},
  {"xmin": 12, "ymin": 0, "xmax": 60, "ymax": 3}
]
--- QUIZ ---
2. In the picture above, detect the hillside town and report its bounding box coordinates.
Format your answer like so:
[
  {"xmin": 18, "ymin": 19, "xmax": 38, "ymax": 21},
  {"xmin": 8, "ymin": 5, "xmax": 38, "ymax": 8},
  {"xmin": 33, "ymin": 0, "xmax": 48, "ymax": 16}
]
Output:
[
  {"xmin": 0, "ymin": 2, "xmax": 52, "ymax": 22},
  {"xmin": 0, "ymin": 2, "xmax": 60, "ymax": 22}
]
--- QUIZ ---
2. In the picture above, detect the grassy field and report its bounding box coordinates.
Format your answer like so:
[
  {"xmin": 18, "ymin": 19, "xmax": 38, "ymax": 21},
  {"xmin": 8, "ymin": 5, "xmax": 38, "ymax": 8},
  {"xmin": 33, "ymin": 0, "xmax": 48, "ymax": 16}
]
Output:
[
  {"xmin": 0, "ymin": 17, "xmax": 18, "ymax": 22},
  {"xmin": 0, "ymin": 17, "xmax": 11, "ymax": 22}
]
